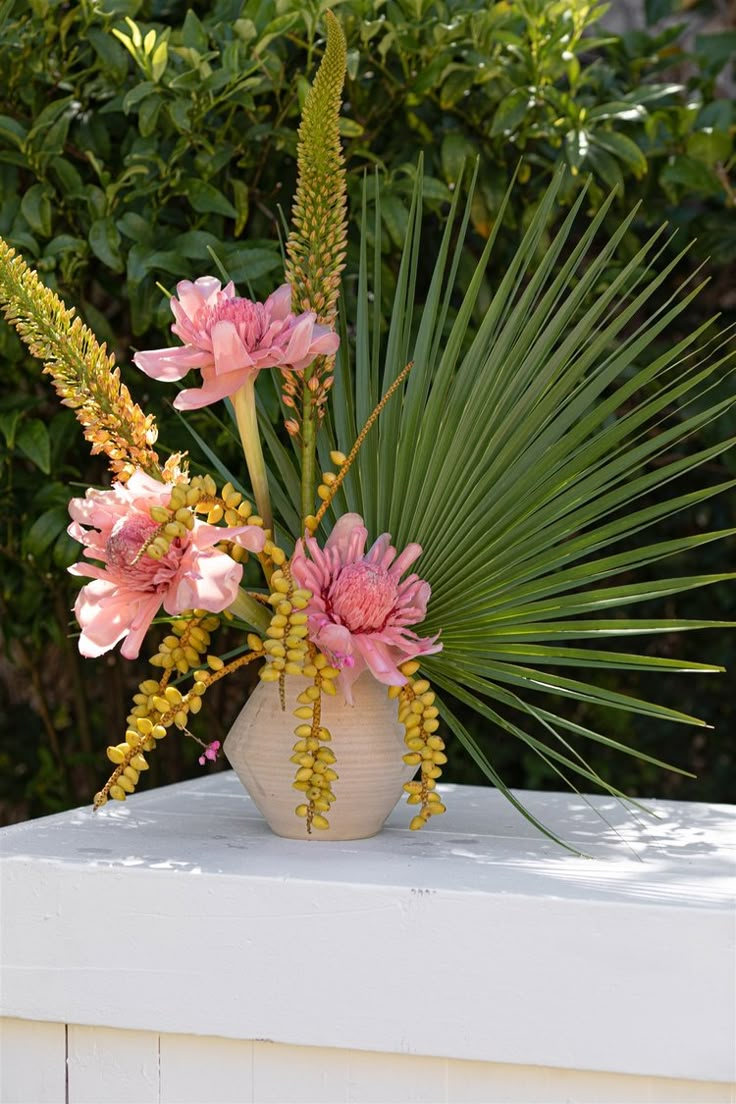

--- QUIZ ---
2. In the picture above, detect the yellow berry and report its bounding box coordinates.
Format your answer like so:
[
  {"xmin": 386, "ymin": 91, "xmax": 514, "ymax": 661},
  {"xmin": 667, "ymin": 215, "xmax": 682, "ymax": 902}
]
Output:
[
  {"xmin": 312, "ymin": 814, "xmax": 330, "ymax": 830},
  {"xmin": 106, "ymin": 746, "xmax": 126, "ymax": 764},
  {"xmin": 426, "ymin": 802, "xmax": 447, "ymax": 816},
  {"xmin": 109, "ymin": 785, "xmax": 127, "ymax": 802},
  {"xmin": 409, "ymin": 815, "xmax": 427, "ymax": 831},
  {"xmin": 260, "ymin": 666, "xmax": 281, "ymax": 682},
  {"xmin": 207, "ymin": 655, "xmax": 224, "ymax": 670}
]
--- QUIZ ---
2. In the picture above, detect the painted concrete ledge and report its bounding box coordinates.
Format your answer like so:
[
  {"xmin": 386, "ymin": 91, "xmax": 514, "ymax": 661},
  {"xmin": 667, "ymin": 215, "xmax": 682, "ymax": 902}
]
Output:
[{"xmin": 0, "ymin": 774, "xmax": 734, "ymax": 1086}]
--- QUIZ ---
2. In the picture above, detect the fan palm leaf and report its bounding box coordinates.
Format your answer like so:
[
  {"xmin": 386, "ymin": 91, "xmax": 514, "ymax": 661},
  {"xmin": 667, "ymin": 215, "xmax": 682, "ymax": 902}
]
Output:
[{"xmin": 318, "ymin": 167, "xmax": 735, "ymax": 840}]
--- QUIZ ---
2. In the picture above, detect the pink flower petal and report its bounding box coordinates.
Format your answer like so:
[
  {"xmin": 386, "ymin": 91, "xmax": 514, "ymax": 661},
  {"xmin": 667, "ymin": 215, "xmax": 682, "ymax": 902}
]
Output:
[
  {"xmin": 211, "ymin": 319, "xmax": 256, "ymax": 375},
  {"xmin": 173, "ymin": 371, "xmax": 249, "ymax": 410},
  {"xmin": 174, "ymin": 277, "xmax": 225, "ymax": 319},
  {"xmin": 264, "ymin": 283, "xmax": 293, "ymax": 321},
  {"xmin": 325, "ymin": 514, "xmax": 367, "ymax": 561},
  {"xmin": 194, "ymin": 523, "xmax": 266, "ymax": 554},
  {"xmin": 134, "ymin": 346, "xmax": 212, "ymax": 383}
]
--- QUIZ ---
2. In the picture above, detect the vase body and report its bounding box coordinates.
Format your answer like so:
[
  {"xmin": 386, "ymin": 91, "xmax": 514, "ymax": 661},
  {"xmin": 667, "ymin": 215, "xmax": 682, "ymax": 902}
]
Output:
[{"xmin": 224, "ymin": 672, "xmax": 414, "ymax": 840}]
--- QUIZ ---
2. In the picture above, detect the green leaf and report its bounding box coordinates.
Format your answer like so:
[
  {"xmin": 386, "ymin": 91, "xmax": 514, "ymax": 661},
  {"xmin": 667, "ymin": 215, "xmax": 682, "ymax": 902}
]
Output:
[
  {"xmin": 660, "ymin": 156, "xmax": 721, "ymax": 196},
  {"xmin": 338, "ymin": 117, "xmax": 364, "ymax": 138},
  {"xmin": 88, "ymin": 217, "xmax": 124, "ymax": 272},
  {"xmin": 122, "ymin": 81, "xmax": 156, "ymax": 113},
  {"xmin": 254, "ymin": 12, "xmax": 301, "ymax": 54},
  {"xmin": 695, "ymin": 31, "xmax": 736, "ymax": 74},
  {"xmin": 686, "ymin": 128, "xmax": 732, "ymax": 166},
  {"xmin": 490, "ymin": 89, "xmax": 529, "ymax": 136},
  {"xmin": 182, "ymin": 9, "xmax": 208, "ymax": 51},
  {"xmin": 564, "ymin": 129, "xmax": 589, "ymax": 173},
  {"xmin": 221, "ymin": 244, "xmax": 281, "ymax": 283},
  {"xmin": 88, "ymin": 27, "xmax": 129, "ymax": 81},
  {"xmin": 24, "ymin": 507, "xmax": 69, "ymax": 559},
  {"xmin": 0, "ymin": 410, "xmax": 20, "ymax": 447},
  {"xmin": 232, "ymin": 180, "xmax": 249, "ymax": 237},
  {"xmin": 187, "ymin": 180, "xmax": 238, "ymax": 218},
  {"xmin": 0, "ymin": 115, "xmax": 27, "ymax": 148},
  {"xmin": 20, "ymin": 183, "xmax": 52, "ymax": 237},
  {"xmin": 591, "ymin": 131, "xmax": 647, "ymax": 177},
  {"xmin": 138, "ymin": 95, "xmax": 163, "ymax": 137},
  {"xmin": 16, "ymin": 419, "xmax": 51, "ymax": 473},
  {"xmin": 441, "ymin": 135, "xmax": 476, "ymax": 191},
  {"xmin": 586, "ymin": 101, "xmax": 646, "ymax": 122}
]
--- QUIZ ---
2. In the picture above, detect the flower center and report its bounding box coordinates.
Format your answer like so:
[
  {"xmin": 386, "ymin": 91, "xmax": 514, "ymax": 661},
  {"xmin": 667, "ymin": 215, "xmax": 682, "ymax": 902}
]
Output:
[
  {"xmin": 200, "ymin": 297, "xmax": 271, "ymax": 349},
  {"xmin": 105, "ymin": 515, "xmax": 182, "ymax": 589},
  {"xmin": 329, "ymin": 562, "xmax": 399, "ymax": 633}
]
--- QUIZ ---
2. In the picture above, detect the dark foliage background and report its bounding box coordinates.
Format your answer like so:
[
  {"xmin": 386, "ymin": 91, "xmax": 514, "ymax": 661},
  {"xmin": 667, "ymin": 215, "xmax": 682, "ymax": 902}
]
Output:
[{"xmin": 0, "ymin": 0, "xmax": 733, "ymax": 822}]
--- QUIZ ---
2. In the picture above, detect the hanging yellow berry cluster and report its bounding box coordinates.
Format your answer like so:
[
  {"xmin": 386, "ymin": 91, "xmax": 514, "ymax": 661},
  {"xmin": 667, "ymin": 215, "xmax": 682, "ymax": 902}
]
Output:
[
  {"xmin": 389, "ymin": 661, "xmax": 447, "ymax": 830},
  {"xmin": 142, "ymin": 476, "xmax": 261, "ymax": 563},
  {"xmin": 94, "ymin": 609, "xmax": 265, "ymax": 806},
  {"xmin": 259, "ymin": 565, "xmax": 313, "ymax": 683},
  {"xmin": 292, "ymin": 654, "xmax": 340, "ymax": 832},
  {"xmin": 148, "ymin": 610, "xmax": 220, "ymax": 676}
]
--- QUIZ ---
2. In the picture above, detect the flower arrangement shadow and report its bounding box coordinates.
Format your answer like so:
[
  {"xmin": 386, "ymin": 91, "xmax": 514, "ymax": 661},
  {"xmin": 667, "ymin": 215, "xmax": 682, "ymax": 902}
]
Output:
[{"xmin": 0, "ymin": 14, "xmax": 734, "ymax": 846}]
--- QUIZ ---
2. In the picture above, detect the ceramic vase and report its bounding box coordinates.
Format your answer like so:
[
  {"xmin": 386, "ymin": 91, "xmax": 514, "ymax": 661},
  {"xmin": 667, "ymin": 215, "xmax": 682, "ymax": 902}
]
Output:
[{"xmin": 224, "ymin": 672, "xmax": 415, "ymax": 840}]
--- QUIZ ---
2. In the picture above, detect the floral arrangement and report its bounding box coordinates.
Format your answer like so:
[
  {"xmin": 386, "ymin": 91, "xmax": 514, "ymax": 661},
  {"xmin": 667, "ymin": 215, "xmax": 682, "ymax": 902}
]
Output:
[{"xmin": 1, "ymin": 15, "xmax": 734, "ymax": 844}]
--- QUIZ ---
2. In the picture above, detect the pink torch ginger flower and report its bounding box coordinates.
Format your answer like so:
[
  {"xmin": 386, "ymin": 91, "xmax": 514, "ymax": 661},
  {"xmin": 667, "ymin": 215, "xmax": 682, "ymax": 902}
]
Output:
[
  {"xmin": 67, "ymin": 470, "xmax": 266, "ymax": 660},
  {"xmin": 291, "ymin": 513, "xmax": 441, "ymax": 703},
  {"xmin": 133, "ymin": 278, "xmax": 339, "ymax": 410}
]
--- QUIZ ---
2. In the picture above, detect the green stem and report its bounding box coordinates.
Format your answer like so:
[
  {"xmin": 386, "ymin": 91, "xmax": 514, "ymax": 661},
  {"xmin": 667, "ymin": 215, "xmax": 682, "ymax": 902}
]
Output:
[
  {"xmin": 227, "ymin": 588, "xmax": 272, "ymax": 634},
  {"xmin": 232, "ymin": 378, "xmax": 273, "ymax": 534},
  {"xmin": 300, "ymin": 368, "xmax": 318, "ymax": 529}
]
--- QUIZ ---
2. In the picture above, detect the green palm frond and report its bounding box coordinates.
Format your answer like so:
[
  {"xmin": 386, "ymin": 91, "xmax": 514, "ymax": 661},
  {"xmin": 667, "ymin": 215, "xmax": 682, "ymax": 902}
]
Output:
[{"xmin": 324, "ymin": 167, "xmax": 736, "ymax": 839}]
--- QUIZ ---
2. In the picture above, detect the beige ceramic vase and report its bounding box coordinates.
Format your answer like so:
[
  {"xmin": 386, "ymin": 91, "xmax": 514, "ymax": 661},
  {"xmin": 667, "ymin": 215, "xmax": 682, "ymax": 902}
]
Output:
[{"xmin": 224, "ymin": 671, "xmax": 415, "ymax": 840}]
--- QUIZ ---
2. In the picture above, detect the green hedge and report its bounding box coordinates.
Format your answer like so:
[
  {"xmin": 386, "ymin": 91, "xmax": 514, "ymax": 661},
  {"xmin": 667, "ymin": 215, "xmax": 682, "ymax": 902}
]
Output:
[{"xmin": 1, "ymin": 0, "xmax": 734, "ymax": 820}]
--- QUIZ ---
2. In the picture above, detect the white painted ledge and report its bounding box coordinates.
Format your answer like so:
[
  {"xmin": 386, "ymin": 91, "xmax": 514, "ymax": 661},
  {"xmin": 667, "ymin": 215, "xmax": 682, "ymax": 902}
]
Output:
[{"xmin": 1, "ymin": 774, "xmax": 734, "ymax": 1088}]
